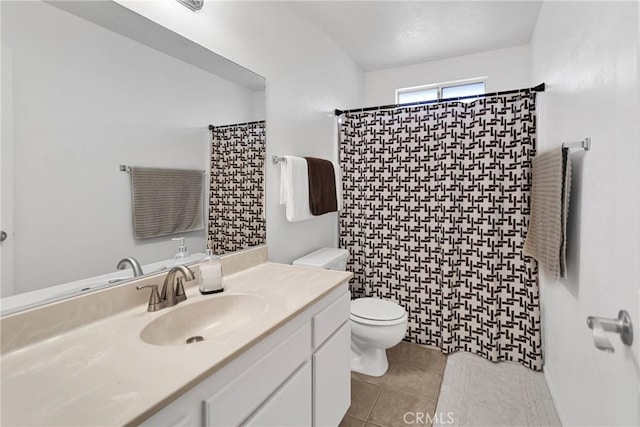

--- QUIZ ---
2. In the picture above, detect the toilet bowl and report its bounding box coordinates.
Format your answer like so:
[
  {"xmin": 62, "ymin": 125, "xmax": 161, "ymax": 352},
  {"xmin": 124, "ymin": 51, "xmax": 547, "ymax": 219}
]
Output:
[
  {"xmin": 350, "ymin": 297, "xmax": 408, "ymax": 376},
  {"xmin": 292, "ymin": 248, "xmax": 408, "ymax": 377}
]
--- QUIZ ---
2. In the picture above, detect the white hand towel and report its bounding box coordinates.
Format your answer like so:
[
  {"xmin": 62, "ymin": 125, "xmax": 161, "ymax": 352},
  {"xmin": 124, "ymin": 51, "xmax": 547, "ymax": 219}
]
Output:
[{"xmin": 279, "ymin": 155, "xmax": 314, "ymax": 222}]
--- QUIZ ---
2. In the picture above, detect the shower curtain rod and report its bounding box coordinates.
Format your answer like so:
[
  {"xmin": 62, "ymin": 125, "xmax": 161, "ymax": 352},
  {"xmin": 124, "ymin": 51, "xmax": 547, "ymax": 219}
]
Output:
[
  {"xmin": 208, "ymin": 119, "xmax": 265, "ymax": 131},
  {"xmin": 334, "ymin": 83, "xmax": 546, "ymax": 116}
]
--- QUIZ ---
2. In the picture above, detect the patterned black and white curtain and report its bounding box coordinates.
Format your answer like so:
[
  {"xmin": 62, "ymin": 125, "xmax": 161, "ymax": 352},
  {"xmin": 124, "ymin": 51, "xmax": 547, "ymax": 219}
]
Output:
[
  {"xmin": 339, "ymin": 93, "xmax": 542, "ymax": 370},
  {"xmin": 209, "ymin": 121, "xmax": 266, "ymax": 254}
]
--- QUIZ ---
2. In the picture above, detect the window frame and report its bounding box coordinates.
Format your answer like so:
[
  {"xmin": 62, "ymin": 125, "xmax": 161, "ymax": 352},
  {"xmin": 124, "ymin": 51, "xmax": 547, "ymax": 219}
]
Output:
[{"xmin": 395, "ymin": 77, "xmax": 487, "ymax": 104}]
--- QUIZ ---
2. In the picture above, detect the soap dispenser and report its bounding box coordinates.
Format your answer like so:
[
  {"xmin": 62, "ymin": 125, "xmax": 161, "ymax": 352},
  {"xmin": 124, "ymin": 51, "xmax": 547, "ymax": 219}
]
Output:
[
  {"xmin": 199, "ymin": 249, "xmax": 224, "ymax": 294},
  {"xmin": 172, "ymin": 237, "xmax": 190, "ymax": 265}
]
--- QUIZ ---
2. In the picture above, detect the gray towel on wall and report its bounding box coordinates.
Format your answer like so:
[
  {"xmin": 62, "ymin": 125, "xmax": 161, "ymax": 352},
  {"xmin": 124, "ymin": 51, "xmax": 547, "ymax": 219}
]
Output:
[
  {"xmin": 523, "ymin": 148, "xmax": 572, "ymax": 279},
  {"xmin": 130, "ymin": 167, "xmax": 204, "ymax": 239}
]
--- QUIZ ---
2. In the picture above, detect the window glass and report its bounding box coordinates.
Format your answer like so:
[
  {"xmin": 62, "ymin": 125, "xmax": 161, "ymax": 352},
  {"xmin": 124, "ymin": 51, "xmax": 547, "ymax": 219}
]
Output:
[
  {"xmin": 396, "ymin": 81, "xmax": 486, "ymax": 104},
  {"xmin": 441, "ymin": 82, "xmax": 486, "ymax": 99},
  {"xmin": 397, "ymin": 88, "xmax": 438, "ymax": 104}
]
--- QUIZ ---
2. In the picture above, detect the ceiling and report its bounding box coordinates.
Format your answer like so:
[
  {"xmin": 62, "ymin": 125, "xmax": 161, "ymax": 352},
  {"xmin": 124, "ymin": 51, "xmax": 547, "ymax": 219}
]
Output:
[
  {"xmin": 52, "ymin": 1, "xmax": 265, "ymax": 91},
  {"xmin": 293, "ymin": 1, "xmax": 543, "ymax": 72}
]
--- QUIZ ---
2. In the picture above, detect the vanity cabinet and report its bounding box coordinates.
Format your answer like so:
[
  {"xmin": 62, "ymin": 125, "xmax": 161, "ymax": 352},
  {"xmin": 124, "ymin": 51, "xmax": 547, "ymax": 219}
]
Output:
[
  {"xmin": 139, "ymin": 284, "xmax": 350, "ymax": 427},
  {"xmin": 313, "ymin": 323, "xmax": 351, "ymax": 427},
  {"xmin": 244, "ymin": 362, "xmax": 312, "ymax": 427},
  {"xmin": 311, "ymin": 288, "xmax": 352, "ymax": 427}
]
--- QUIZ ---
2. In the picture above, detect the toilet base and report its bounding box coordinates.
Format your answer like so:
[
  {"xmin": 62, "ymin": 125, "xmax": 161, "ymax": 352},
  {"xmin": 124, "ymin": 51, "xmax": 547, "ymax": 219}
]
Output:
[{"xmin": 350, "ymin": 346, "xmax": 389, "ymax": 377}]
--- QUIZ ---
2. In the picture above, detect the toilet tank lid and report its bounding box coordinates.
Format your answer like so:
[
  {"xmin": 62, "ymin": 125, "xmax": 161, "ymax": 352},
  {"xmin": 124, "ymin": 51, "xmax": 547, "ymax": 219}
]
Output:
[
  {"xmin": 292, "ymin": 247, "xmax": 349, "ymax": 268},
  {"xmin": 351, "ymin": 298, "xmax": 406, "ymax": 321}
]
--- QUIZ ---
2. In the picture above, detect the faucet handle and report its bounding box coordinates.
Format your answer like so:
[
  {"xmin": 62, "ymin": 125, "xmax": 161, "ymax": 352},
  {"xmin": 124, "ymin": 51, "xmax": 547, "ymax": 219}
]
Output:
[
  {"xmin": 175, "ymin": 277, "xmax": 187, "ymax": 303},
  {"xmin": 136, "ymin": 284, "xmax": 166, "ymax": 312}
]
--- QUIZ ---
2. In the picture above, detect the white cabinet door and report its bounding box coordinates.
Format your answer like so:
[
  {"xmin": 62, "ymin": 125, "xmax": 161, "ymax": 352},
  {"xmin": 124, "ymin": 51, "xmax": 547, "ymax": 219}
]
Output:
[
  {"xmin": 245, "ymin": 362, "xmax": 312, "ymax": 427},
  {"xmin": 313, "ymin": 322, "xmax": 350, "ymax": 427},
  {"xmin": 204, "ymin": 324, "xmax": 311, "ymax": 426}
]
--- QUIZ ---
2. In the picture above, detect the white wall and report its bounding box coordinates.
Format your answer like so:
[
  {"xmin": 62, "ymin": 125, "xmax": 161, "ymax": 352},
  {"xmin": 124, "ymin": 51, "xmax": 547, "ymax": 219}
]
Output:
[
  {"xmin": 113, "ymin": 0, "xmax": 365, "ymax": 264},
  {"xmin": 531, "ymin": 2, "xmax": 640, "ymax": 425},
  {"xmin": 1, "ymin": 1, "xmax": 259, "ymax": 293},
  {"xmin": 364, "ymin": 45, "xmax": 531, "ymax": 107}
]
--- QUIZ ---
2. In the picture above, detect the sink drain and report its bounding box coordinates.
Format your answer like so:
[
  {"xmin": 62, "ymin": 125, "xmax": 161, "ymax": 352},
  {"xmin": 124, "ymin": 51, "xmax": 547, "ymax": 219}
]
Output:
[{"xmin": 186, "ymin": 335, "xmax": 205, "ymax": 344}]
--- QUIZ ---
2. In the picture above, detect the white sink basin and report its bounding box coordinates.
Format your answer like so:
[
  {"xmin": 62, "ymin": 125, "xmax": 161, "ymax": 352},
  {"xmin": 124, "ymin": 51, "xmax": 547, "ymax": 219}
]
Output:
[{"xmin": 140, "ymin": 294, "xmax": 268, "ymax": 346}]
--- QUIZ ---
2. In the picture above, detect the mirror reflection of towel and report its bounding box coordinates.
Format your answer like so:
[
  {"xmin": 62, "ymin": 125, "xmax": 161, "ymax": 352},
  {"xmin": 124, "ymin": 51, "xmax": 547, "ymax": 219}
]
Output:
[{"xmin": 130, "ymin": 167, "xmax": 204, "ymax": 239}]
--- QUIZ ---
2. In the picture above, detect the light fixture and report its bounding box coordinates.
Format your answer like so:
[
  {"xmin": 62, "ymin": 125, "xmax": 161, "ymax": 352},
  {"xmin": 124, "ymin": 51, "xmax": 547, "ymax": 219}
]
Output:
[{"xmin": 176, "ymin": 0, "xmax": 203, "ymax": 12}]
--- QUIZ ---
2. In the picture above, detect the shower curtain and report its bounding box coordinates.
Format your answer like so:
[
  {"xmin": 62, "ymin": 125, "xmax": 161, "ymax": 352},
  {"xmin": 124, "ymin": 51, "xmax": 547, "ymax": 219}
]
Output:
[
  {"xmin": 209, "ymin": 121, "xmax": 266, "ymax": 254},
  {"xmin": 339, "ymin": 93, "xmax": 542, "ymax": 370}
]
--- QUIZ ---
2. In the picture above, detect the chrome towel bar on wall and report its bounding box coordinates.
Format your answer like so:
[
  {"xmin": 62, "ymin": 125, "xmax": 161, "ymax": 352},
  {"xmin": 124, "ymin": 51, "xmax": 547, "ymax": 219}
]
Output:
[
  {"xmin": 587, "ymin": 310, "xmax": 633, "ymax": 352},
  {"xmin": 562, "ymin": 137, "xmax": 591, "ymax": 151}
]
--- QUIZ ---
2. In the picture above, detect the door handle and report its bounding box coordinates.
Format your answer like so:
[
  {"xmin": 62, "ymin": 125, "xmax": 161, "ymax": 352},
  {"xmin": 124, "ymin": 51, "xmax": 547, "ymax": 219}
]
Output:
[{"xmin": 0, "ymin": 231, "xmax": 6, "ymax": 242}]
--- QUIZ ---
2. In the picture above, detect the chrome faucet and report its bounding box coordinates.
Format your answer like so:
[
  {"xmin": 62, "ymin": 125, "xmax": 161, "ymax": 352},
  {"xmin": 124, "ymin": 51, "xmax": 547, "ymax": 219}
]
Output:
[
  {"xmin": 136, "ymin": 284, "xmax": 165, "ymax": 312},
  {"xmin": 160, "ymin": 265, "xmax": 195, "ymax": 307},
  {"xmin": 116, "ymin": 257, "xmax": 143, "ymax": 277}
]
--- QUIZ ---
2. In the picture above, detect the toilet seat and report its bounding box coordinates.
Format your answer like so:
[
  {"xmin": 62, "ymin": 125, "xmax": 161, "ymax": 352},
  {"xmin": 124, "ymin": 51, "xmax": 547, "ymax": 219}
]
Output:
[{"xmin": 350, "ymin": 298, "xmax": 407, "ymax": 326}]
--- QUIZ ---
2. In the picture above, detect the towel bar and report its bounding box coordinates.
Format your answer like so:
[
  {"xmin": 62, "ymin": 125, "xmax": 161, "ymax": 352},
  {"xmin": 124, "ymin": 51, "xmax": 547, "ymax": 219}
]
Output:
[
  {"xmin": 272, "ymin": 156, "xmax": 286, "ymax": 164},
  {"xmin": 119, "ymin": 165, "xmax": 205, "ymax": 173},
  {"xmin": 562, "ymin": 137, "xmax": 591, "ymax": 151}
]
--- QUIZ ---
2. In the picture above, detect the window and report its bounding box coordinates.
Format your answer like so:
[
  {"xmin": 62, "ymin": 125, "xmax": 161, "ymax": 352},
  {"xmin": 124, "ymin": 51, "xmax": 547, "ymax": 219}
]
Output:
[
  {"xmin": 441, "ymin": 82, "xmax": 485, "ymax": 98},
  {"xmin": 396, "ymin": 79, "xmax": 486, "ymax": 104},
  {"xmin": 397, "ymin": 87, "xmax": 438, "ymax": 104}
]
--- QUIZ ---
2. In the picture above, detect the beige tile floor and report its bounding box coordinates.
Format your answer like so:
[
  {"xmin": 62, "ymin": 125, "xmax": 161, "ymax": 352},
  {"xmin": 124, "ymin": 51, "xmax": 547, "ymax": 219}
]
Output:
[
  {"xmin": 341, "ymin": 343, "xmax": 562, "ymax": 427},
  {"xmin": 340, "ymin": 342, "xmax": 447, "ymax": 427}
]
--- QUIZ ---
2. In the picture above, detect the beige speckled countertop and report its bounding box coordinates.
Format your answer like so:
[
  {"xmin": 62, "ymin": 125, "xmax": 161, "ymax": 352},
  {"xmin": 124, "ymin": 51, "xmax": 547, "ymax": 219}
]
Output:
[{"xmin": 0, "ymin": 259, "xmax": 352, "ymax": 426}]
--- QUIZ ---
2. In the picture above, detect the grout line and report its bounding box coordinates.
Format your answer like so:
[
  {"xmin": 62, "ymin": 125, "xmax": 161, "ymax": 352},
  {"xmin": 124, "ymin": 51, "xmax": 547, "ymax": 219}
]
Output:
[
  {"xmin": 378, "ymin": 357, "xmax": 397, "ymax": 387},
  {"xmin": 379, "ymin": 385, "xmax": 441, "ymax": 405},
  {"xmin": 364, "ymin": 382, "xmax": 385, "ymax": 423},
  {"xmin": 395, "ymin": 343, "xmax": 448, "ymax": 372},
  {"xmin": 349, "ymin": 415, "xmax": 367, "ymax": 424},
  {"xmin": 393, "ymin": 361, "xmax": 447, "ymax": 376},
  {"xmin": 381, "ymin": 358, "xmax": 446, "ymax": 402},
  {"xmin": 392, "ymin": 360, "xmax": 446, "ymax": 377},
  {"xmin": 349, "ymin": 343, "xmax": 448, "ymax": 427},
  {"xmin": 367, "ymin": 359, "xmax": 444, "ymax": 425}
]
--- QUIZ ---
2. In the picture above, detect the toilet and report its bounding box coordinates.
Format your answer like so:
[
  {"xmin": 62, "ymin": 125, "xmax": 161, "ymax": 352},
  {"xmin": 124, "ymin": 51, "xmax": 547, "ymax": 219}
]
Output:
[{"xmin": 293, "ymin": 248, "xmax": 408, "ymax": 377}]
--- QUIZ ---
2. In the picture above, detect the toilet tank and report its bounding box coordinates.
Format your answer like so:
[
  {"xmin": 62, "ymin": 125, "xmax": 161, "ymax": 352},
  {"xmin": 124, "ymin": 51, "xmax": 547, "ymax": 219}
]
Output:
[{"xmin": 292, "ymin": 247, "xmax": 349, "ymax": 271}]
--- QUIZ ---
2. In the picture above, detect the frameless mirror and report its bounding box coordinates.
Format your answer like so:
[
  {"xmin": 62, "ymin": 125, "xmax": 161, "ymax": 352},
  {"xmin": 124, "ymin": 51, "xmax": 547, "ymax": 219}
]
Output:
[{"xmin": 0, "ymin": 0, "xmax": 266, "ymax": 314}]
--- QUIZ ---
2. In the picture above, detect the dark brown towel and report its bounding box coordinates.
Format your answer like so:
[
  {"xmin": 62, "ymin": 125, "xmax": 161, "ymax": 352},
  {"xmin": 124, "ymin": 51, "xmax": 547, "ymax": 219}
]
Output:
[{"xmin": 304, "ymin": 157, "xmax": 338, "ymax": 215}]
